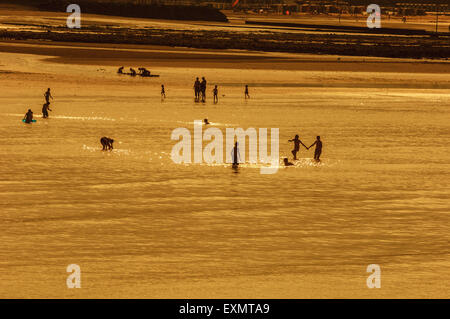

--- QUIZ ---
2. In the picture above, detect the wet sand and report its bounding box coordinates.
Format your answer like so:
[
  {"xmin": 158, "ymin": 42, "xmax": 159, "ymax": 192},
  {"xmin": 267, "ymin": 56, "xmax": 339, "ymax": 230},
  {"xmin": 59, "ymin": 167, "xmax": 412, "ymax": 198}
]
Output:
[{"xmin": 1, "ymin": 41, "xmax": 450, "ymax": 77}]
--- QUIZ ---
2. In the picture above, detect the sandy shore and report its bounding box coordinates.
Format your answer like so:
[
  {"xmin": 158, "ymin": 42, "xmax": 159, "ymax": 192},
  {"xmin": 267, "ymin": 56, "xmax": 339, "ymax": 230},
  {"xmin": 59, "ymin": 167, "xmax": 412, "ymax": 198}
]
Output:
[{"xmin": 1, "ymin": 40, "xmax": 450, "ymax": 78}]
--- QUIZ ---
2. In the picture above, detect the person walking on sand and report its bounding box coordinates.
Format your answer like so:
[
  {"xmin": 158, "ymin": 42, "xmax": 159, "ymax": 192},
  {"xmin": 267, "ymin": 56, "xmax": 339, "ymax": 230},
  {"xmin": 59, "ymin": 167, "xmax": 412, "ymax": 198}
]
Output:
[
  {"xmin": 201, "ymin": 77, "xmax": 207, "ymax": 102},
  {"xmin": 308, "ymin": 136, "xmax": 323, "ymax": 162},
  {"xmin": 161, "ymin": 84, "xmax": 166, "ymax": 100},
  {"xmin": 288, "ymin": 134, "xmax": 308, "ymax": 160},
  {"xmin": 44, "ymin": 88, "xmax": 53, "ymax": 104},
  {"xmin": 23, "ymin": 109, "xmax": 33, "ymax": 124},
  {"xmin": 245, "ymin": 85, "xmax": 250, "ymax": 99},
  {"xmin": 42, "ymin": 102, "xmax": 52, "ymax": 118},
  {"xmin": 213, "ymin": 85, "xmax": 218, "ymax": 103}
]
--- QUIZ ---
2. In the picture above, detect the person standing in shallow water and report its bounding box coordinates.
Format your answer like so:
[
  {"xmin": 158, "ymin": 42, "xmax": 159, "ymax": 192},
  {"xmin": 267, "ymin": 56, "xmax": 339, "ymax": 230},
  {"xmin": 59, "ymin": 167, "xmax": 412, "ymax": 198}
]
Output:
[
  {"xmin": 245, "ymin": 85, "xmax": 250, "ymax": 99},
  {"xmin": 42, "ymin": 102, "xmax": 52, "ymax": 118},
  {"xmin": 231, "ymin": 141, "xmax": 240, "ymax": 167},
  {"xmin": 288, "ymin": 134, "xmax": 308, "ymax": 160},
  {"xmin": 200, "ymin": 77, "xmax": 207, "ymax": 102},
  {"xmin": 213, "ymin": 85, "xmax": 218, "ymax": 103},
  {"xmin": 23, "ymin": 109, "xmax": 33, "ymax": 123},
  {"xmin": 309, "ymin": 136, "xmax": 323, "ymax": 161},
  {"xmin": 44, "ymin": 88, "xmax": 53, "ymax": 104},
  {"xmin": 194, "ymin": 77, "xmax": 200, "ymax": 101},
  {"xmin": 161, "ymin": 84, "xmax": 166, "ymax": 100}
]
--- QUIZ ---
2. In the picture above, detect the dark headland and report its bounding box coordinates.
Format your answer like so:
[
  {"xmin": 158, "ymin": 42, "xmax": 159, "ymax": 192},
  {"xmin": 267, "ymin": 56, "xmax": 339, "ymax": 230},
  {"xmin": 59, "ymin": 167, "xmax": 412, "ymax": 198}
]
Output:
[{"xmin": 1, "ymin": 0, "xmax": 228, "ymax": 22}]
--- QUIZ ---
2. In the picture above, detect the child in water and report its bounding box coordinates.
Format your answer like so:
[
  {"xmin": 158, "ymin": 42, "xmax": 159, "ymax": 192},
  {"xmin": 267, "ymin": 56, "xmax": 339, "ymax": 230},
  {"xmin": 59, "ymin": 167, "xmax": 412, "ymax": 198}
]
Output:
[
  {"xmin": 309, "ymin": 136, "xmax": 323, "ymax": 161},
  {"xmin": 288, "ymin": 134, "xmax": 308, "ymax": 160},
  {"xmin": 23, "ymin": 109, "xmax": 33, "ymax": 123},
  {"xmin": 283, "ymin": 158, "xmax": 294, "ymax": 166}
]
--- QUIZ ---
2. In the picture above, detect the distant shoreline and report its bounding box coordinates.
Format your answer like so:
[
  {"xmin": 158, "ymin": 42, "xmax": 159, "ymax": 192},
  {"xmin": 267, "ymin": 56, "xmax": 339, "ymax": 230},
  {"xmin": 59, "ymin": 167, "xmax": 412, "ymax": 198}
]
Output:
[
  {"xmin": 0, "ymin": 3, "xmax": 449, "ymax": 60},
  {"xmin": 1, "ymin": 25, "xmax": 449, "ymax": 60},
  {"xmin": 1, "ymin": 40, "xmax": 450, "ymax": 78}
]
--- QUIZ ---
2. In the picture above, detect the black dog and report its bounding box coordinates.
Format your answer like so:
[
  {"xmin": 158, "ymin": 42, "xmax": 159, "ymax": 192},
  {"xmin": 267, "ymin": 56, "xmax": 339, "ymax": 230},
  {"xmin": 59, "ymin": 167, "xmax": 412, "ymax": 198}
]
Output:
[{"xmin": 100, "ymin": 137, "xmax": 114, "ymax": 151}]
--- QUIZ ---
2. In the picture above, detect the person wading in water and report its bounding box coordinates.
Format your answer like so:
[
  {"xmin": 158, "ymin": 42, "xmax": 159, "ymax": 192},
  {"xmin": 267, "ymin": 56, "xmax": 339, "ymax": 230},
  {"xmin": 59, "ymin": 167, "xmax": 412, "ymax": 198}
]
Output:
[
  {"xmin": 44, "ymin": 88, "xmax": 53, "ymax": 104},
  {"xmin": 231, "ymin": 141, "xmax": 240, "ymax": 168},
  {"xmin": 42, "ymin": 102, "xmax": 52, "ymax": 118},
  {"xmin": 23, "ymin": 109, "xmax": 34, "ymax": 123},
  {"xmin": 288, "ymin": 134, "xmax": 308, "ymax": 160}
]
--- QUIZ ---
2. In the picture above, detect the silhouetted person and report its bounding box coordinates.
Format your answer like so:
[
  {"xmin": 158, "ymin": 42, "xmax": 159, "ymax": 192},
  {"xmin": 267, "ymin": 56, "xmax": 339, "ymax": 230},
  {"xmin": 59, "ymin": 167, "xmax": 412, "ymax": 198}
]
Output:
[
  {"xmin": 288, "ymin": 134, "xmax": 308, "ymax": 160},
  {"xmin": 130, "ymin": 68, "xmax": 136, "ymax": 76},
  {"xmin": 140, "ymin": 68, "xmax": 150, "ymax": 77},
  {"xmin": 42, "ymin": 102, "xmax": 51, "ymax": 118},
  {"xmin": 213, "ymin": 85, "xmax": 218, "ymax": 103},
  {"xmin": 161, "ymin": 85, "xmax": 166, "ymax": 99},
  {"xmin": 284, "ymin": 158, "xmax": 294, "ymax": 166},
  {"xmin": 201, "ymin": 77, "xmax": 207, "ymax": 102},
  {"xmin": 309, "ymin": 136, "xmax": 322, "ymax": 161},
  {"xmin": 231, "ymin": 141, "xmax": 240, "ymax": 167},
  {"xmin": 245, "ymin": 85, "xmax": 250, "ymax": 99},
  {"xmin": 23, "ymin": 109, "xmax": 33, "ymax": 123},
  {"xmin": 204, "ymin": 118, "xmax": 210, "ymax": 125},
  {"xmin": 118, "ymin": 66, "xmax": 124, "ymax": 74},
  {"xmin": 100, "ymin": 137, "xmax": 114, "ymax": 151},
  {"xmin": 44, "ymin": 88, "xmax": 53, "ymax": 104},
  {"xmin": 194, "ymin": 77, "xmax": 200, "ymax": 101}
]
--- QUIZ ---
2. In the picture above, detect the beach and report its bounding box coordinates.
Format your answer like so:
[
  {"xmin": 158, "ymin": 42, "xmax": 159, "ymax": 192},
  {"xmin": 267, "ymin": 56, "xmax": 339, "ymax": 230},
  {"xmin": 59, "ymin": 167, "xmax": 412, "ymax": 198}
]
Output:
[
  {"xmin": 1, "ymin": 4, "xmax": 450, "ymax": 59},
  {"xmin": 0, "ymin": 5, "xmax": 450, "ymax": 299}
]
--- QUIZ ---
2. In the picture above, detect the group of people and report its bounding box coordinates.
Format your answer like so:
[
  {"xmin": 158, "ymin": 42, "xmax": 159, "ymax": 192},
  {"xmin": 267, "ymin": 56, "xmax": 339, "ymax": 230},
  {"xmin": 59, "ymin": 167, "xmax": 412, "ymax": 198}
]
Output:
[
  {"xmin": 21, "ymin": 86, "xmax": 324, "ymax": 164},
  {"xmin": 284, "ymin": 135, "xmax": 323, "ymax": 166},
  {"xmin": 229, "ymin": 135, "xmax": 323, "ymax": 169},
  {"xmin": 23, "ymin": 88, "xmax": 53, "ymax": 123},
  {"xmin": 193, "ymin": 77, "xmax": 207, "ymax": 102},
  {"xmin": 192, "ymin": 77, "xmax": 250, "ymax": 103},
  {"xmin": 118, "ymin": 66, "xmax": 152, "ymax": 77}
]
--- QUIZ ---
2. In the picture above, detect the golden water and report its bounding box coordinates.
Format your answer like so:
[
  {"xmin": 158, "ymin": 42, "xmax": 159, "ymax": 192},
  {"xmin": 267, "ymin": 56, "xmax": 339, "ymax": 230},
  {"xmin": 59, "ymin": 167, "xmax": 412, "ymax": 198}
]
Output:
[{"xmin": 0, "ymin": 51, "xmax": 449, "ymax": 298}]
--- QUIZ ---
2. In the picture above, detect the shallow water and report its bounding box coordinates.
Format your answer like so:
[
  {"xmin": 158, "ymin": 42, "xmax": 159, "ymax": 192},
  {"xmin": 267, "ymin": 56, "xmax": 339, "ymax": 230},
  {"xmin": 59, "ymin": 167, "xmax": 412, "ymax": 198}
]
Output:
[{"xmin": 0, "ymin": 51, "xmax": 449, "ymax": 298}]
